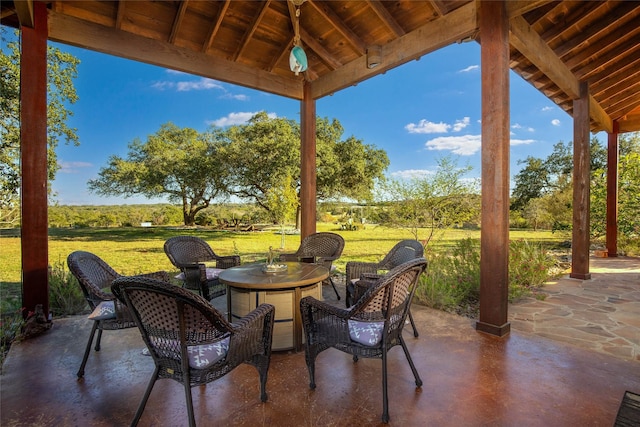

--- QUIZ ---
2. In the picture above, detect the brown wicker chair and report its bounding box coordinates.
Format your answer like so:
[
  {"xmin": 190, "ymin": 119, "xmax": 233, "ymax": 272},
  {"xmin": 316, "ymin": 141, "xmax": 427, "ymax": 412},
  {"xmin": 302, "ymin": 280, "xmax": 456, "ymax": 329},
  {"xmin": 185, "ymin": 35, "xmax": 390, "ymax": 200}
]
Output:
[
  {"xmin": 345, "ymin": 239, "xmax": 424, "ymax": 336},
  {"xmin": 279, "ymin": 232, "xmax": 345, "ymax": 299},
  {"xmin": 111, "ymin": 276, "xmax": 275, "ymax": 427},
  {"xmin": 300, "ymin": 258, "xmax": 427, "ymax": 424},
  {"xmin": 164, "ymin": 236, "xmax": 241, "ymax": 301},
  {"xmin": 67, "ymin": 250, "xmax": 170, "ymax": 379}
]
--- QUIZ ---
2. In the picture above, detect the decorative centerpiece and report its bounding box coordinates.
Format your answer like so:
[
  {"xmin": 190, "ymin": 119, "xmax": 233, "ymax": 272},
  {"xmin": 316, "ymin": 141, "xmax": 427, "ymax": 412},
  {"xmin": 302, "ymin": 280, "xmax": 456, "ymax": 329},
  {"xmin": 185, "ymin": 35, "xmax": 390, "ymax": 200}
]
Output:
[{"xmin": 262, "ymin": 246, "xmax": 288, "ymax": 273}]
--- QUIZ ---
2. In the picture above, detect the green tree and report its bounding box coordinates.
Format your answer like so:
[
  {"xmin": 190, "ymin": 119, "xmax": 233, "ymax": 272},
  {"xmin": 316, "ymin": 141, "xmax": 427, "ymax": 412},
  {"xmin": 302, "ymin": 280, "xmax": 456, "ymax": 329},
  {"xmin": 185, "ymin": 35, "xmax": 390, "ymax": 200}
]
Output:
[
  {"xmin": 88, "ymin": 122, "xmax": 230, "ymax": 225},
  {"xmin": 591, "ymin": 132, "xmax": 640, "ymax": 248},
  {"xmin": 379, "ymin": 156, "xmax": 480, "ymax": 245},
  {"xmin": 0, "ymin": 29, "xmax": 80, "ymax": 225},
  {"xmin": 224, "ymin": 112, "xmax": 389, "ymax": 225},
  {"xmin": 265, "ymin": 175, "xmax": 299, "ymax": 248}
]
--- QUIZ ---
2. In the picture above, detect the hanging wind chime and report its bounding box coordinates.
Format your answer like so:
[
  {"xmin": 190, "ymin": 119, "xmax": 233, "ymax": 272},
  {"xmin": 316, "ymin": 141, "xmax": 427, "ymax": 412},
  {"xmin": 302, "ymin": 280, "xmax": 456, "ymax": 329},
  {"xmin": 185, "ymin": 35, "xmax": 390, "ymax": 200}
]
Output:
[{"xmin": 289, "ymin": 0, "xmax": 308, "ymax": 75}]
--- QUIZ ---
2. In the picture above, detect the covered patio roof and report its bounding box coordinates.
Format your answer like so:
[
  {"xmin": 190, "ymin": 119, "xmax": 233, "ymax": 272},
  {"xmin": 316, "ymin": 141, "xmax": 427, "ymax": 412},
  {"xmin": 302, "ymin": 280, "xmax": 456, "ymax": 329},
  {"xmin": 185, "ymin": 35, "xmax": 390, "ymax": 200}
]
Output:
[
  {"xmin": 2, "ymin": 0, "xmax": 640, "ymax": 131},
  {"xmin": 2, "ymin": 0, "xmax": 639, "ymax": 337}
]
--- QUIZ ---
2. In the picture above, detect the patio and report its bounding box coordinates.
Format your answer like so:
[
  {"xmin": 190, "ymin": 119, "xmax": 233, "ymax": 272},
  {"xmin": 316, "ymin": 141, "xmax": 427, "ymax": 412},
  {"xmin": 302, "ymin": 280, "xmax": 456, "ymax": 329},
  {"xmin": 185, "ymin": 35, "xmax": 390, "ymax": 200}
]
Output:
[{"xmin": 2, "ymin": 255, "xmax": 639, "ymax": 426}]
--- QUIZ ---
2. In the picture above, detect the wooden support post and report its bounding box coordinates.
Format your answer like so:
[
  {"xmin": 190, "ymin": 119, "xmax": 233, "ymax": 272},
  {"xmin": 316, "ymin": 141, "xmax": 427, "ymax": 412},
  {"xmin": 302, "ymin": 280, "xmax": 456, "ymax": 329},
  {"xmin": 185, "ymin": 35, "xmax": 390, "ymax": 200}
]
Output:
[
  {"xmin": 570, "ymin": 82, "xmax": 591, "ymax": 280},
  {"xmin": 299, "ymin": 82, "xmax": 316, "ymax": 239},
  {"xmin": 606, "ymin": 121, "xmax": 619, "ymax": 257},
  {"xmin": 20, "ymin": 2, "xmax": 50, "ymax": 317},
  {"xmin": 476, "ymin": 0, "xmax": 510, "ymax": 337}
]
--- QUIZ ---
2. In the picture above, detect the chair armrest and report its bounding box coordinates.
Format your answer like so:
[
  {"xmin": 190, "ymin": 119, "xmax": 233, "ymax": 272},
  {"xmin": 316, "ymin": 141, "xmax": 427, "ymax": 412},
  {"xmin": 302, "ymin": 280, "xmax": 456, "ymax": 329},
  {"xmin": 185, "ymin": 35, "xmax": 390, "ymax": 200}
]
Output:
[
  {"xmin": 229, "ymin": 303, "xmax": 275, "ymax": 361},
  {"xmin": 300, "ymin": 296, "xmax": 352, "ymax": 319},
  {"xmin": 136, "ymin": 270, "xmax": 170, "ymax": 283},
  {"xmin": 345, "ymin": 261, "xmax": 379, "ymax": 282},
  {"xmin": 216, "ymin": 255, "xmax": 241, "ymax": 269},
  {"xmin": 278, "ymin": 253, "xmax": 299, "ymax": 262}
]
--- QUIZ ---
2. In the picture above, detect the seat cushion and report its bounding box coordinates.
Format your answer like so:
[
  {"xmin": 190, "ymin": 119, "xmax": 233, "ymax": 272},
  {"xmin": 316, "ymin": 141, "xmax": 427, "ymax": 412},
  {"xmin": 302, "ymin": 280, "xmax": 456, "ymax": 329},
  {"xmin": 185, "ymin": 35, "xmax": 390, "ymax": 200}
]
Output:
[
  {"xmin": 88, "ymin": 300, "xmax": 117, "ymax": 320},
  {"xmin": 187, "ymin": 337, "xmax": 230, "ymax": 369},
  {"xmin": 175, "ymin": 267, "xmax": 223, "ymax": 281},
  {"xmin": 348, "ymin": 319, "xmax": 385, "ymax": 346}
]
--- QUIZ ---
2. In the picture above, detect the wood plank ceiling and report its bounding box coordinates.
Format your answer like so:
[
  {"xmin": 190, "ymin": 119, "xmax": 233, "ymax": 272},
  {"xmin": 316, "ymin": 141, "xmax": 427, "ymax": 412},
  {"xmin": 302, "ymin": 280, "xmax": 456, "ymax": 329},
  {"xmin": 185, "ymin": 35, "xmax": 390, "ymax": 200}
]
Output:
[{"xmin": 2, "ymin": 0, "xmax": 640, "ymax": 134}]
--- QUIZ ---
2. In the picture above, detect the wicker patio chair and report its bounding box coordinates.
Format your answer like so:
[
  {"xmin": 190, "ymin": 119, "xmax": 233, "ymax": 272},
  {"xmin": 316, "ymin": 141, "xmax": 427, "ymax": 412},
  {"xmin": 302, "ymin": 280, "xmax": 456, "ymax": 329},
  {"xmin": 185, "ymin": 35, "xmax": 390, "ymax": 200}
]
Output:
[
  {"xmin": 164, "ymin": 236, "xmax": 241, "ymax": 301},
  {"xmin": 67, "ymin": 250, "xmax": 170, "ymax": 379},
  {"xmin": 345, "ymin": 239, "xmax": 424, "ymax": 337},
  {"xmin": 111, "ymin": 276, "xmax": 275, "ymax": 427},
  {"xmin": 300, "ymin": 257, "xmax": 427, "ymax": 424},
  {"xmin": 279, "ymin": 232, "xmax": 345, "ymax": 300}
]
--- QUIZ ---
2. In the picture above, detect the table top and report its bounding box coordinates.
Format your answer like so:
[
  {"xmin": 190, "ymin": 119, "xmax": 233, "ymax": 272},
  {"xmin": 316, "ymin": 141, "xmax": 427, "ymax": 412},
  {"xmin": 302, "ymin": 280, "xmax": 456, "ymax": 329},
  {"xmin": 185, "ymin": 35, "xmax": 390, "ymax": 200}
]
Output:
[{"xmin": 218, "ymin": 262, "xmax": 329, "ymax": 290}]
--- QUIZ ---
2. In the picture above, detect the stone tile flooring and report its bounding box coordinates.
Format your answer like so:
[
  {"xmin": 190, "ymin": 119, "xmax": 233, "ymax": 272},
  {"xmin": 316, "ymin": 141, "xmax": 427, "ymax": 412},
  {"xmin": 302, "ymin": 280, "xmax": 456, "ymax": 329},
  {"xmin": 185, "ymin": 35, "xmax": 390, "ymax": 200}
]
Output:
[{"xmin": 508, "ymin": 255, "xmax": 640, "ymax": 361}]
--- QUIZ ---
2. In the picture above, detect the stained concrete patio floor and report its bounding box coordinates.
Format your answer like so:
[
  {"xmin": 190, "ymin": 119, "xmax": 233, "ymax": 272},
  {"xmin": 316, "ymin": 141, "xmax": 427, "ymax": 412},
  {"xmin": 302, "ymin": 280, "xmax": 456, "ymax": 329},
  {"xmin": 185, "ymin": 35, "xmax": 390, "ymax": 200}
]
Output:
[{"xmin": 1, "ymin": 256, "xmax": 638, "ymax": 426}]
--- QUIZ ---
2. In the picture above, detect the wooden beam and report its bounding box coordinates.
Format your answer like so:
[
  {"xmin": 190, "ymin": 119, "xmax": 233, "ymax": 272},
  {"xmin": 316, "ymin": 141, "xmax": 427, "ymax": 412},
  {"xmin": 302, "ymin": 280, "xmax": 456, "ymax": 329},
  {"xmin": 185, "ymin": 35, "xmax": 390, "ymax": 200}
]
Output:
[
  {"xmin": 14, "ymin": 0, "xmax": 34, "ymax": 28},
  {"xmin": 300, "ymin": 82, "xmax": 316, "ymax": 239},
  {"xmin": 47, "ymin": 9, "xmax": 304, "ymax": 100},
  {"xmin": 505, "ymin": 1, "xmax": 553, "ymax": 18},
  {"xmin": 509, "ymin": 15, "xmax": 613, "ymax": 133},
  {"xmin": 476, "ymin": 0, "xmax": 511, "ymax": 338},
  {"xmin": 310, "ymin": 1, "xmax": 476, "ymax": 99},
  {"xmin": 618, "ymin": 110, "xmax": 640, "ymax": 133},
  {"xmin": 606, "ymin": 121, "xmax": 619, "ymax": 257},
  {"xmin": 20, "ymin": 1, "xmax": 49, "ymax": 317},
  {"xmin": 115, "ymin": 1, "xmax": 125, "ymax": 30},
  {"xmin": 570, "ymin": 82, "xmax": 591, "ymax": 280}
]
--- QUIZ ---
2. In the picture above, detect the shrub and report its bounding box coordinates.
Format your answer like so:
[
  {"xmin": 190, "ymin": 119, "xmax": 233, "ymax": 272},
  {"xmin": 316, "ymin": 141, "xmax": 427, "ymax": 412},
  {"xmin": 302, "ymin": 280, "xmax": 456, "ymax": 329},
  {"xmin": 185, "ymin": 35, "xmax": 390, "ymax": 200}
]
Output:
[
  {"xmin": 48, "ymin": 260, "xmax": 88, "ymax": 316},
  {"xmin": 415, "ymin": 238, "xmax": 558, "ymax": 317},
  {"xmin": 1, "ymin": 307, "xmax": 25, "ymax": 371}
]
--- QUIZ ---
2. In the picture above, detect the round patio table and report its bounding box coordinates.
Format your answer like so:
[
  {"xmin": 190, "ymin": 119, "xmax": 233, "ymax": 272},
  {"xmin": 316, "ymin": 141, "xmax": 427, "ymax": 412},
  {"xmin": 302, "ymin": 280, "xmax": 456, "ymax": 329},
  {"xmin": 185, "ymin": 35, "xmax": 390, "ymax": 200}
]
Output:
[{"xmin": 219, "ymin": 262, "xmax": 329, "ymax": 351}]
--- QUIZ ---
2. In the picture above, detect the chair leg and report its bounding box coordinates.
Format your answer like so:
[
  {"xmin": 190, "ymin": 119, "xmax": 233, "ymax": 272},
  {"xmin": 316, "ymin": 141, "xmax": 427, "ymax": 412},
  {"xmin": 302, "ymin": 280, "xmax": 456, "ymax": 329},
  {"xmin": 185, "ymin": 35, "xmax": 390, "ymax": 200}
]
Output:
[
  {"xmin": 184, "ymin": 378, "xmax": 196, "ymax": 427},
  {"xmin": 399, "ymin": 335, "xmax": 423, "ymax": 388},
  {"xmin": 408, "ymin": 309, "xmax": 419, "ymax": 337},
  {"xmin": 328, "ymin": 277, "xmax": 341, "ymax": 300},
  {"xmin": 77, "ymin": 321, "xmax": 98, "ymax": 378},
  {"xmin": 131, "ymin": 366, "xmax": 160, "ymax": 426},
  {"xmin": 259, "ymin": 367, "xmax": 269, "ymax": 402},
  {"xmin": 94, "ymin": 327, "xmax": 104, "ymax": 351},
  {"xmin": 381, "ymin": 347, "xmax": 390, "ymax": 423}
]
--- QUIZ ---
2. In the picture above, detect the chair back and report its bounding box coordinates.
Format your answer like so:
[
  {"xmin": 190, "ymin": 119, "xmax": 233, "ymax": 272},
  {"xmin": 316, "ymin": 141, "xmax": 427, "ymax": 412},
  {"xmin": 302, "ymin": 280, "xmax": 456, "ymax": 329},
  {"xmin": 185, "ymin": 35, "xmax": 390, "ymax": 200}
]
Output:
[
  {"xmin": 352, "ymin": 258, "xmax": 427, "ymax": 335},
  {"xmin": 297, "ymin": 232, "xmax": 345, "ymax": 265},
  {"xmin": 379, "ymin": 240, "xmax": 424, "ymax": 270},
  {"xmin": 67, "ymin": 250, "xmax": 120, "ymax": 310},
  {"xmin": 164, "ymin": 236, "xmax": 215, "ymax": 267},
  {"xmin": 112, "ymin": 277, "xmax": 232, "ymax": 369}
]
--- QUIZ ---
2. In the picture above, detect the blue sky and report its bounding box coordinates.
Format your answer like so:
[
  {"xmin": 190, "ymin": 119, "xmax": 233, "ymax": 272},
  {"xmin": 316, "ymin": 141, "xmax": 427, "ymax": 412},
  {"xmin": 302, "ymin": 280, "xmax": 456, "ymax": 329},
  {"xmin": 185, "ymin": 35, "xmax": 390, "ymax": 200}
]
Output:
[{"xmin": 48, "ymin": 40, "xmax": 594, "ymax": 205}]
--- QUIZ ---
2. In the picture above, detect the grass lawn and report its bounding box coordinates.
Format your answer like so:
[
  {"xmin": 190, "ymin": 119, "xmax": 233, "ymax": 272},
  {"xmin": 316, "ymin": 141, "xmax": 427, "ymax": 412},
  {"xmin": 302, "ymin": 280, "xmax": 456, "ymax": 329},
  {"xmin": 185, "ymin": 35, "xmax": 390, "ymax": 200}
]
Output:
[{"xmin": 0, "ymin": 223, "xmax": 564, "ymax": 303}]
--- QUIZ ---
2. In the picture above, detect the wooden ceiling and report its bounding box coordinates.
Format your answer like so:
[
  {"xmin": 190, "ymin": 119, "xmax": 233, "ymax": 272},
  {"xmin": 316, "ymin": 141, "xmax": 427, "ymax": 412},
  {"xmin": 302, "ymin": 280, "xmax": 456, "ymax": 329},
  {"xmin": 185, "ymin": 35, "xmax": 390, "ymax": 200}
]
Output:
[{"xmin": 2, "ymin": 0, "xmax": 640, "ymax": 134}]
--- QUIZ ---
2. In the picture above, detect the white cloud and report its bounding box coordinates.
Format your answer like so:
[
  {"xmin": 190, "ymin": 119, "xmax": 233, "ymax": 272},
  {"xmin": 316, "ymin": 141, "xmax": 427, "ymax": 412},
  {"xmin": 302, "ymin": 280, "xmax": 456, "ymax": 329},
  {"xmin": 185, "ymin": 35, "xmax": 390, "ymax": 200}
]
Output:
[
  {"xmin": 59, "ymin": 161, "xmax": 93, "ymax": 174},
  {"xmin": 425, "ymin": 134, "xmax": 481, "ymax": 155},
  {"xmin": 405, "ymin": 119, "xmax": 450, "ymax": 134},
  {"xmin": 208, "ymin": 111, "xmax": 277, "ymax": 127},
  {"xmin": 424, "ymin": 134, "xmax": 536, "ymax": 155},
  {"xmin": 511, "ymin": 138, "xmax": 536, "ymax": 146},
  {"xmin": 459, "ymin": 65, "xmax": 479, "ymax": 73},
  {"xmin": 541, "ymin": 106, "xmax": 554, "ymax": 112},
  {"xmin": 551, "ymin": 119, "xmax": 561, "ymax": 126},
  {"xmin": 391, "ymin": 169, "xmax": 435, "ymax": 179},
  {"xmin": 512, "ymin": 123, "xmax": 535, "ymax": 132},
  {"xmin": 176, "ymin": 78, "xmax": 223, "ymax": 91},
  {"xmin": 405, "ymin": 116, "xmax": 471, "ymax": 134},
  {"xmin": 452, "ymin": 117, "xmax": 470, "ymax": 132}
]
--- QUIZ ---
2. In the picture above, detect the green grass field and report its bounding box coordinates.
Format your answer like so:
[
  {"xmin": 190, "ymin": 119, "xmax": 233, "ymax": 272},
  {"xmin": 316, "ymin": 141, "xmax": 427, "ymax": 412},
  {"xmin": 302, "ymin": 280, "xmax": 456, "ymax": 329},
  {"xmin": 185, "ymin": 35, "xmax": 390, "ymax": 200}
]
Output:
[{"xmin": 0, "ymin": 223, "xmax": 564, "ymax": 286}]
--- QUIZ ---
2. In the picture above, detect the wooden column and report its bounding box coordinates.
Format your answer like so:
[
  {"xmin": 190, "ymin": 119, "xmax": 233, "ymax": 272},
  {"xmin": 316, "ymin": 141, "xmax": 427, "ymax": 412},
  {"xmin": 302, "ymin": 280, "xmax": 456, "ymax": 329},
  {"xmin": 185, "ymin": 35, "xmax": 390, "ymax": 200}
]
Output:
[
  {"xmin": 606, "ymin": 121, "xmax": 619, "ymax": 257},
  {"xmin": 476, "ymin": 0, "xmax": 510, "ymax": 337},
  {"xmin": 570, "ymin": 82, "xmax": 591, "ymax": 280},
  {"xmin": 20, "ymin": 1, "xmax": 50, "ymax": 317},
  {"xmin": 299, "ymin": 82, "xmax": 316, "ymax": 239}
]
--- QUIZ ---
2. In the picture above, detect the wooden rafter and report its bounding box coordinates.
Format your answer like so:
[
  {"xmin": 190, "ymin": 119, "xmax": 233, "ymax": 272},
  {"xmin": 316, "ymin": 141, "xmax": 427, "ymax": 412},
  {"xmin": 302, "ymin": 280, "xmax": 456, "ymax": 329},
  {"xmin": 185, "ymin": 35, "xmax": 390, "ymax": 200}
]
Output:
[
  {"xmin": 169, "ymin": 0, "xmax": 189, "ymax": 44},
  {"xmin": 14, "ymin": 0, "xmax": 34, "ymax": 28},
  {"xmin": 308, "ymin": 0, "xmax": 366, "ymax": 55},
  {"xmin": 367, "ymin": 0, "xmax": 405, "ymax": 38},
  {"xmin": 115, "ymin": 1, "xmax": 125, "ymax": 30},
  {"xmin": 202, "ymin": 0, "xmax": 230, "ymax": 53},
  {"xmin": 234, "ymin": 0, "xmax": 271, "ymax": 62}
]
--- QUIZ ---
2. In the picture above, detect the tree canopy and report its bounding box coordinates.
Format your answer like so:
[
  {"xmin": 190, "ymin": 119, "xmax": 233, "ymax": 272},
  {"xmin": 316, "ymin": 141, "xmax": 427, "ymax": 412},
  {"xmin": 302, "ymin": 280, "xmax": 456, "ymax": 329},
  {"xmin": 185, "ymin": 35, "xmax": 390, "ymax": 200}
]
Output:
[
  {"xmin": 0, "ymin": 29, "xmax": 79, "ymax": 225},
  {"xmin": 88, "ymin": 113, "xmax": 389, "ymax": 226},
  {"xmin": 88, "ymin": 122, "xmax": 229, "ymax": 225}
]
